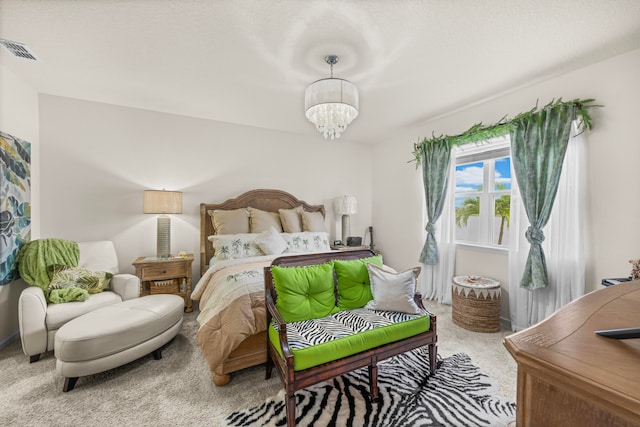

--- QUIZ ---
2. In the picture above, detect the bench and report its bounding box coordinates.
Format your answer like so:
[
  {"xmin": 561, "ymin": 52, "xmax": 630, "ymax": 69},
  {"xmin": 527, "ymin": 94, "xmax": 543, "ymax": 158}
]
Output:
[{"xmin": 264, "ymin": 250, "xmax": 437, "ymax": 427}]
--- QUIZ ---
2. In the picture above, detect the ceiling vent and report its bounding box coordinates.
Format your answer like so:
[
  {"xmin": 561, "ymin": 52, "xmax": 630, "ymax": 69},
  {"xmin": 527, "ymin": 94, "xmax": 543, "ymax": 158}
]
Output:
[{"xmin": 0, "ymin": 38, "xmax": 38, "ymax": 61}]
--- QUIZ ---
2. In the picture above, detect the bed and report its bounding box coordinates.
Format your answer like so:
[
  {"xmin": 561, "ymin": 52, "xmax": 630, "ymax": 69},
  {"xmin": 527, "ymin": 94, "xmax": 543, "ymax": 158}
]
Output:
[{"xmin": 193, "ymin": 189, "xmax": 328, "ymax": 386}]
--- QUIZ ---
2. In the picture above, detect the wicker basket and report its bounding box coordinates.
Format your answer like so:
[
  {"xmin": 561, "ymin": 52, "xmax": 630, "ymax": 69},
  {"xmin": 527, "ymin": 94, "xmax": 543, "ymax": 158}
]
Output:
[
  {"xmin": 150, "ymin": 278, "xmax": 179, "ymax": 294},
  {"xmin": 451, "ymin": 276, "xmax": 501, "ymax": 333}
]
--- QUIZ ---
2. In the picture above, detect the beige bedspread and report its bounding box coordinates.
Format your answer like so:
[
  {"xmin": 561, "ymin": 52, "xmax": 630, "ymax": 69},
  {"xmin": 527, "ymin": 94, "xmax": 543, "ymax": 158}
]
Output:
[{"xmin": 191, "ymin": 255, "xmax": 279, "ymax": 374}]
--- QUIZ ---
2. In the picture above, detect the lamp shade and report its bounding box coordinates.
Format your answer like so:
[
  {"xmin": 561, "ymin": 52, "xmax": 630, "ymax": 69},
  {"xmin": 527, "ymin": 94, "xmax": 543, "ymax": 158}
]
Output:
[
  {"xmin": 334, "ymin": 195, "xmax": 358, "ymax": 215},
  {"xmin": 143, "ymin": 190, "xmax": 183, "ymax": 214},
  {"xmin": 305, "ymin": 78, "xmax": 359, "ymax": 140}
]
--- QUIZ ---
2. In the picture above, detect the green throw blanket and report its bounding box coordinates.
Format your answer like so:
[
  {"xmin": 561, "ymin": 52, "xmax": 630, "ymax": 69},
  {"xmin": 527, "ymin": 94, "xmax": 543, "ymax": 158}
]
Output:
[
  {"xmin": 49, "ymin": 287, "xmax": 89, "ymax": 304},
  {"xmin": 18, "ymin": 238, "xmax": 82, "ymax": 302}
]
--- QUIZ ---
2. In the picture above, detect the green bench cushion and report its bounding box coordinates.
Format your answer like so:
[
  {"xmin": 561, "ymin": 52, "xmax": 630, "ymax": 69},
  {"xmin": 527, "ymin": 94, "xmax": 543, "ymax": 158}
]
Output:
[
  {"xmin": 269, "ymin": 308, "xmax": 430, "ymax": 371},
  {"xmin": 334, "ymin": 255, "xmax": 383, "ymax": 310},
  {"xmin": 271, "ymin": 262, "xmax": 339, "ymax": 322}
]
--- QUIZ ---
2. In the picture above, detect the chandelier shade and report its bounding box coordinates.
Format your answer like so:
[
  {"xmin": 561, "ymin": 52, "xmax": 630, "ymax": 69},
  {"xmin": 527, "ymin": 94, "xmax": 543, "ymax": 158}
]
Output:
[{"xmin": 304, "ymin": 55, "xmax": 359, "ymax": 140}]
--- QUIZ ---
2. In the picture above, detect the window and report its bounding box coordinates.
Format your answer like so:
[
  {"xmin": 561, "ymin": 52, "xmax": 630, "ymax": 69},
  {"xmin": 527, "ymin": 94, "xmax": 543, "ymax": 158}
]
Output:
[{"xmin": 454, "ymin": 139, "xmax": 511, "ymax": 247}]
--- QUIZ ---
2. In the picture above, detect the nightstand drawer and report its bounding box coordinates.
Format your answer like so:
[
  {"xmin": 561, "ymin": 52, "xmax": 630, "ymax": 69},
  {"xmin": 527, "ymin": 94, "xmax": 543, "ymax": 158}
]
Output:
[{"xmin": 141, "ymin": 264, "xmax": 186, "ymax": 280}]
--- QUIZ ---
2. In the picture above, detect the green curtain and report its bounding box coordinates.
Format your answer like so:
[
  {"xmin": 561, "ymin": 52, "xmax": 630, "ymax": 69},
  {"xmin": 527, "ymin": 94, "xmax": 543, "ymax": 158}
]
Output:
[
  {"xmin": 418, "ymin": 138, "xmax": 451, "ymax": 265},
  {"xmin": 510, "ymin": 103, "xmax": 576, "ymax": 290}
]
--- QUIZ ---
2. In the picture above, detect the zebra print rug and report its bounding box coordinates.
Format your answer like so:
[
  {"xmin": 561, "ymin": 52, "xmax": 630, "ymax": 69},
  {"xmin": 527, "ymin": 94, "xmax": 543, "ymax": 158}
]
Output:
[{"xmin": 225, "ymin": 349, "xmax": 516, "ymax": 427}]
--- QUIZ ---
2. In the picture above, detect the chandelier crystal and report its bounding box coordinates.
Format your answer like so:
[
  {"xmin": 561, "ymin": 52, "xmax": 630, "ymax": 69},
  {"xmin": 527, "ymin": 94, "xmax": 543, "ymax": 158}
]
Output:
[{"xmin": 304, "ymin": 55, "xmax": 359, "ymax": 140}]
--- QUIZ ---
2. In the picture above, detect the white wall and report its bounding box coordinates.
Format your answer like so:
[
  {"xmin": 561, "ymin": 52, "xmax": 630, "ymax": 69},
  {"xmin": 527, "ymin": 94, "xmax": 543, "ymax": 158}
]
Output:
[
  {"xmin": 373, "ymin": 48, "xmax": 640, "ymax": 320},
  {"xmin": 0, "ymin": 65, "xmax": 40, "ymax": 347},
  {"xmin": 38, "ymin": 95, "xmax": 373, "ymax": 280}
]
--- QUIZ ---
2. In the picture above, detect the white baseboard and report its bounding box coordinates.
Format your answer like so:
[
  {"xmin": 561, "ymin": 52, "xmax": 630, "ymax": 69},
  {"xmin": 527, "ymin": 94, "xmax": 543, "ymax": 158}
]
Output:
[{"xmin": 0, "ymin": 330, "xmax": 19, "ymax": 350}]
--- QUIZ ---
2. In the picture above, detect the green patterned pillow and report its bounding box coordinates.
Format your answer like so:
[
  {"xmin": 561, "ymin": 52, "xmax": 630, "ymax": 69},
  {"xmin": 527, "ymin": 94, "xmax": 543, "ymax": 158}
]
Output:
[{"xmin": 48, "ymin": 265, "xmax": 113, "ymax": 294}]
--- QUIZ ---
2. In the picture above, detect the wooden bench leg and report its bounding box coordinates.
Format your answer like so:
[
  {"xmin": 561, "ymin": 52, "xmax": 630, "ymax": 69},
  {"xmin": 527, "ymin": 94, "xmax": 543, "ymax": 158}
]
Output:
[
  {"xmin": 369, "ymin": 363, "xmax": 379, "ymax": 401},
  {"xmin": 285, "ymin": 391, "xmax": 296, "ymax": 427},
  {"xmin": 265, "ymin": 353, "xmax": 273, "ymax": 380},
  {"xmin": 429, "ymin": 343, "xmax": 438, "ymax": 375},
  {"xmin": 63, "ymin": 377, "xmax": 78, "ymax": 392}
]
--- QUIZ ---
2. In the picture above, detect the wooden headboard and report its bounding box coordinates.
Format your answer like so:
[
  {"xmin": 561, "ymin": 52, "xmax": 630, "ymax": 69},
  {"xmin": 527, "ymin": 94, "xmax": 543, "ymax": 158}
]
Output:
[{"xmin": 200, "ymin": 189, "xmax": 326, "ymax": 276}]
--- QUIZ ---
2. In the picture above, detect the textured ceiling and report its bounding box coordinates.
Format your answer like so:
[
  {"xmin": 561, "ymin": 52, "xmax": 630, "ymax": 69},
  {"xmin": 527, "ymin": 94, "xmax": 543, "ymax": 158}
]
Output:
[{"xmin": 1, "ymin": 0, "xmax": 640, "ymax": 143}]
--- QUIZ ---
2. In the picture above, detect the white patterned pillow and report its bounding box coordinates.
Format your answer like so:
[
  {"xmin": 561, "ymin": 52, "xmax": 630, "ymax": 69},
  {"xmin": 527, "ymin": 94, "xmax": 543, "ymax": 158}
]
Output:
[
  {"xmin": 281, "ymin": 232, "xmax": 331, "ymax": 253},
  {"xmin": 208, "ymin": 233, "xmax": 264, "ymax": 260},
  {"xmin": 255, "ymin": 227, "xmax": 288, "ymax": 255}
]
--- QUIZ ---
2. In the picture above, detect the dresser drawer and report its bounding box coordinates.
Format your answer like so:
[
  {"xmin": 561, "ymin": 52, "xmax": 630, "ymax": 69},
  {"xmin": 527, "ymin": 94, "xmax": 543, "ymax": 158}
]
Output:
[{"xmin": 140, "ymin": 264, "xmax": 187, "ymax": 280}]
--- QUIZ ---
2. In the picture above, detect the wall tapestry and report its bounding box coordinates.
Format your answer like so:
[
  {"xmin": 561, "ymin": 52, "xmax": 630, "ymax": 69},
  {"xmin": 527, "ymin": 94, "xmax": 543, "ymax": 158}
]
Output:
[{"xmin": 0, "ymin": 131, "xmax": 31, "ymax": 285}]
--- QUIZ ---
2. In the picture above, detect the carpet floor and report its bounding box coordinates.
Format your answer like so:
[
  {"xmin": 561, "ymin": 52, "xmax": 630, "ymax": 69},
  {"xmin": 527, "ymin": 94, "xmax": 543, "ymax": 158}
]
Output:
[{"xmin": 0, "ymin": 301, "xmax": 516, "ymax": 426}]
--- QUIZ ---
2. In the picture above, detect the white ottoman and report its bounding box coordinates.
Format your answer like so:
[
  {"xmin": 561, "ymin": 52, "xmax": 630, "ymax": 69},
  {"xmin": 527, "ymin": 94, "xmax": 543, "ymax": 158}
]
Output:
[{"xmin": 55, "ymin": 294, "xmax": 184, "ymax": 391}]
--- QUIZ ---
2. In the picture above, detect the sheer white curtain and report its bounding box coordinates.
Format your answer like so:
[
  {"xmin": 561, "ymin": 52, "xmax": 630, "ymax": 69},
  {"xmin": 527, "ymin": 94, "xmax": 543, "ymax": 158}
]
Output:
[
  {"xmin": 509, "ymin": 121, "xmax": 586, "ymax": 331},
  {"xmin": 419, "ymin": 148, "xmax": 456, "ymax": 303}
]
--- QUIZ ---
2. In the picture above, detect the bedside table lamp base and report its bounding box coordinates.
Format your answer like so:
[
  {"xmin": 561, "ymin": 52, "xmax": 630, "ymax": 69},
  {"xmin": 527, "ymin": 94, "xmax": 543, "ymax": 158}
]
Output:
[
  {"xmin": 156, "ymin": 215, "xmax": 171, "ymax": 258},
  {"xmin": 335, "ymin": 195, "xmax": 358, "ymax": 245},
  {"xmin": 341, "ymin": 214, "xmax": 351, "ymax": 244}
]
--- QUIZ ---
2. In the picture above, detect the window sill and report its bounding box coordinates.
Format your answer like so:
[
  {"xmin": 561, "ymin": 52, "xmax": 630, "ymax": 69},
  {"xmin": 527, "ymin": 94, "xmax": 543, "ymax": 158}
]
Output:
[{"xmin": 455, "ymin": 242, "xmax": 508, "ymax": 255}]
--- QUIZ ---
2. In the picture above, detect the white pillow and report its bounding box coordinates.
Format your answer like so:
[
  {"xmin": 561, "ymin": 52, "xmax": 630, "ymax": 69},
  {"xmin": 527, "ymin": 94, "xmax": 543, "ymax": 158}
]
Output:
[
  {"xmin": 279, "ymin": 206, "xmax": 303, "ymax": 233},
  {"xmin": 301, "ymin": 210, "xmax": 327, "ymax": 232},
  {"xmin": 365, "ymin": 263, "xmax": 422, "ymax": 314},
  {"xmin": 208, "ymin": 233, "xmax": 263, "ymax": 260},
  {"xmin": 254, "ymin": 227, "xmax": 288, "ymax": 255},
  {"xmin": 281, "ymin": 231, "xmax": 331, "ymax": 253},
  {"xmin": 248, "ymin": 207, "xmax": 283, "ymax": 233},
  {"xmin": 208, "ymin": 209, "xmax": 250, "ymax": 234}
]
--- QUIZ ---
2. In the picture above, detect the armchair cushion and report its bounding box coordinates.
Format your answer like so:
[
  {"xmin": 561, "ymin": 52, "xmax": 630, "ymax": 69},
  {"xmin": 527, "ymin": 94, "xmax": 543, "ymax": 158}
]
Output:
[
  {"xmin": 77, "ymin": 241, "xmax": 119, "ymax": 274},
  {"xmin": 46, "ymin": 291, "xmax": 123, "ymax": 330}
]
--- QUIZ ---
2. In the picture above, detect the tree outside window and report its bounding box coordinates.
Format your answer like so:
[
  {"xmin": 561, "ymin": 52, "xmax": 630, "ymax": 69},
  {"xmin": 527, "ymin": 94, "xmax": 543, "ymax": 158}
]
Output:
[{"xmin": 455, "ymin": 156, "xmax": 511, "ymax": 247}]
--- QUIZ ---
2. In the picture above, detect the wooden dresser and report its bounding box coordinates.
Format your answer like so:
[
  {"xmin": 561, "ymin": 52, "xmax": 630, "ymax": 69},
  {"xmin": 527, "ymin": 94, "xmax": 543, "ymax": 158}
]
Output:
[{"xmin": 504, "ymin": 281, "xmax": 640, "ymax": 426}]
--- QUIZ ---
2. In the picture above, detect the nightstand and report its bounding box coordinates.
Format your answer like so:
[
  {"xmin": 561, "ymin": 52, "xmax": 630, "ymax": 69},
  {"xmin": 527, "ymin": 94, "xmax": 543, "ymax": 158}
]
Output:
[
  {"xmin": 133, "ymin": 254, "xmax": 194, "ymax": 312},
  {"xmin": 331, "ymin": 245, "xmax": 370, "ymax": 251}
]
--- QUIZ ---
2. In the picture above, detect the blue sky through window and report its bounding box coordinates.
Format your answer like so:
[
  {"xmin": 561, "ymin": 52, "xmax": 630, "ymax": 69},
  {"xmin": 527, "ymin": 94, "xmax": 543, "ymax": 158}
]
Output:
[
  {"xmin": 455, "ymin": 161, "xmax": 484, "ymax": 193},
  {"xmin": 455, "ymin": 157, "xmax": 511, "ymax": 207},
  {"xmin": 495, "ymin": 157, "xmax": 511, "ymax": 190}
]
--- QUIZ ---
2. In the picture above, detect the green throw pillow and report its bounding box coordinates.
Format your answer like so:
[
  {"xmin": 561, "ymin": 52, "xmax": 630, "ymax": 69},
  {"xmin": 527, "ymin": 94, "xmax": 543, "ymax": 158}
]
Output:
[
  {"xmin": 334, "ymin": 255, "xmax": 383, "ymax": 310},
  {"xmin": 271, "ymin": 262, "xmax": 338, "ymax": 322},
  {"xmin": 48, "ymin": 265, "xmax": 113, "ymax": 295}
]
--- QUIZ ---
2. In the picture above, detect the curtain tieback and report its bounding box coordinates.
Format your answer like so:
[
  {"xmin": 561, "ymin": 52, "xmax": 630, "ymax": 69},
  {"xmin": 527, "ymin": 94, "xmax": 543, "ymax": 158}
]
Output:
[
  {"xmin": 525, "ymin": 226, "xmax": 545, "ymax": 245},
  {"xmin": 425, "ymin": 223, "xmax": 436, "ymax": 234}
]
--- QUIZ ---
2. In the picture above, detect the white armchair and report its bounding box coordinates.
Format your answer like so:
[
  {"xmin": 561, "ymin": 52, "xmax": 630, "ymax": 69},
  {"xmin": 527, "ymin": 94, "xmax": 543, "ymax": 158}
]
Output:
[{"xmin": 18, "ymin": 241, "xmax": 140, "ymax": 362}]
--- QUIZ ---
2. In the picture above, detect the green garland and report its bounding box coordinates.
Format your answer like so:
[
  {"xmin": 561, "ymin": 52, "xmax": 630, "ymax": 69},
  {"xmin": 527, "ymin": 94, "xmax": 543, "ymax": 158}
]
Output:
[{"xmin": 412, "ymin": 98, "xmax": 600, "ymax": 166}]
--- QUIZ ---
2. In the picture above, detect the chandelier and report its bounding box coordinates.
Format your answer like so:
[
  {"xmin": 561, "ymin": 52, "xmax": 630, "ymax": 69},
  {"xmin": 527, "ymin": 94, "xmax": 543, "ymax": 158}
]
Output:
[{"xmin": 304, "ymin": 55, "xmax": 359, "ymax": 140}]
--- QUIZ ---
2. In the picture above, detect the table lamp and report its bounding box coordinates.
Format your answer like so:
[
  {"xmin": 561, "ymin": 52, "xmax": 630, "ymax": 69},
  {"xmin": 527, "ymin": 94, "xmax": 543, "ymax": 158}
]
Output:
[
  {"xmin": 334, "ymin": 195, "xmax": 358, "ymax": 244},
  {"xmin": 143, "ymin": 189, "xmax": 182, "ymax": 258}
]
